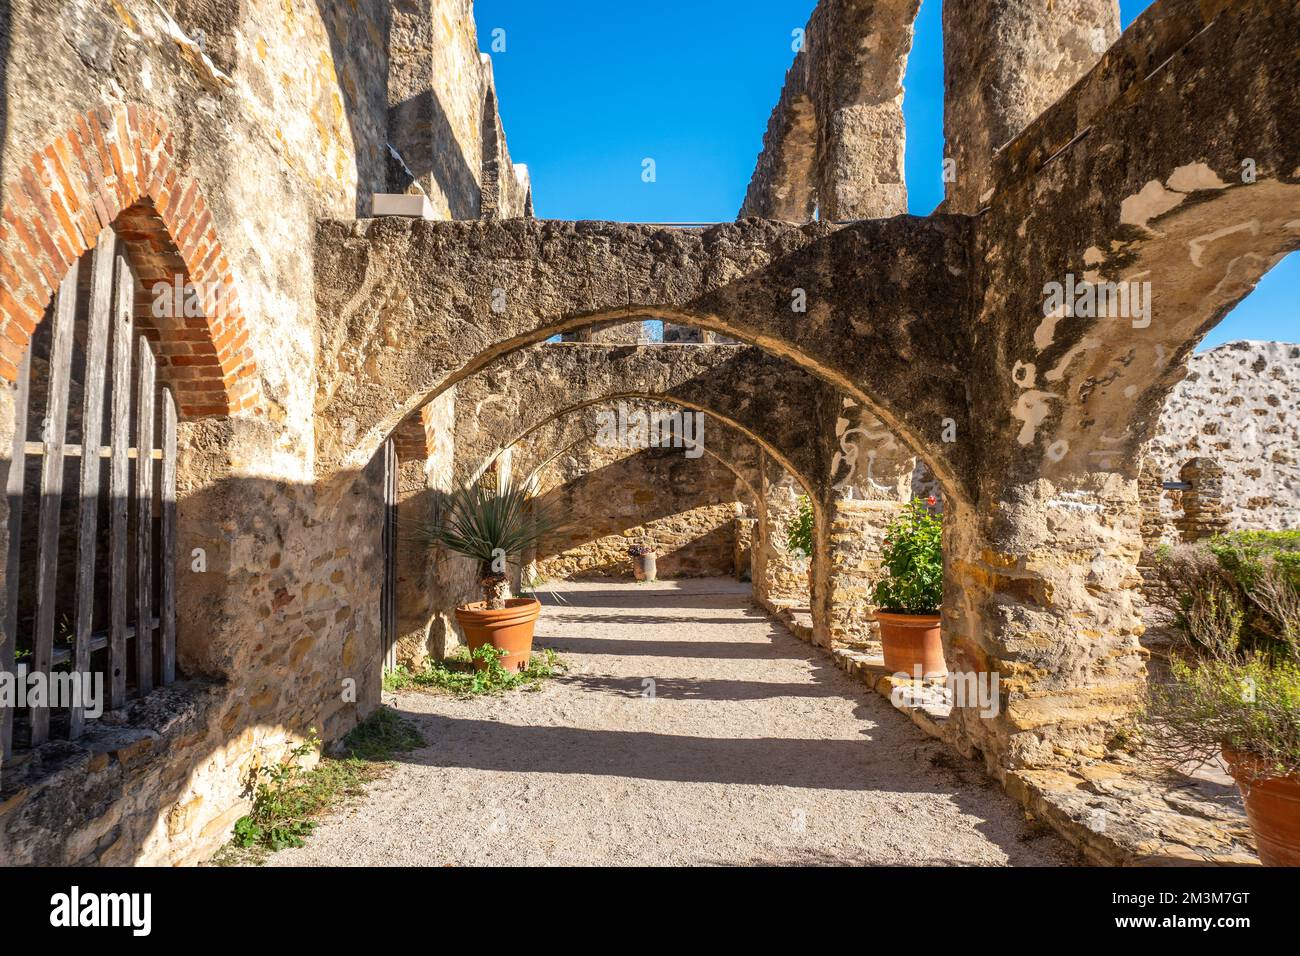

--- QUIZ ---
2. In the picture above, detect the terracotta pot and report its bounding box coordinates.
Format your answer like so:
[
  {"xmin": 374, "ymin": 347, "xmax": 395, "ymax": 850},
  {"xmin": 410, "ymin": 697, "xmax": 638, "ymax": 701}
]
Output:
[
  {"xmin": 875, "ymin": 611, "xmax": 946, "ymax": 679},
  {"xmin": 632, "ymin": 553, "xmax": 657, "ymax": 582},
  {"xmin": 1223, "ymin": 748, "xmax": 1300, "ymax": 866},
  {"xmin": 454, "ymin": 597, "xmax": 541, "ymax": 673}
]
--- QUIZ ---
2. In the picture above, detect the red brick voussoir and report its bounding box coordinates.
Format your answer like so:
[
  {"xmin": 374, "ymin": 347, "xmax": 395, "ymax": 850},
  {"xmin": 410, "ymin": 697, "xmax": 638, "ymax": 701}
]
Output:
[{"xmin": 0, "ymin": 103, "xmax": 260, "ymax": 417}]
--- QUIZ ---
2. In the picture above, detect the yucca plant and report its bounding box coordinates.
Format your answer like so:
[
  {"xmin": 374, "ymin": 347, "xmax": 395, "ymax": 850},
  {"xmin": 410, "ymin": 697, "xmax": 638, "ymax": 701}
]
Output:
[{"xmin": 411, "ymin": 480, "xmax": 562, "ymax": 609}]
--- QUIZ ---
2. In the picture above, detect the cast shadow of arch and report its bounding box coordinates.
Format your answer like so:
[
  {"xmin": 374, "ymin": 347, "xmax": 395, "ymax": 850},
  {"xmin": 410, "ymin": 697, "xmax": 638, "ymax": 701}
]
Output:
[{"xmin": 382, "ymin": 585, "xmax": 1075, "ymax": 864}]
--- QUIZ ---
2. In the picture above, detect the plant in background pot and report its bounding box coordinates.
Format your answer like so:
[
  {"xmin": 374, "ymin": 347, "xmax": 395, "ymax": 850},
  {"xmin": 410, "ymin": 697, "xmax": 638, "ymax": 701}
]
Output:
[
  {"xmin": 1145, "ymin": 535, "xmax": 1300, "ymax": 865},
  {"xmin": 786, "ymin": 495, "xmax": 815, "ymax": 597},
  {"xmin": 628, "ymin": 537, "xmax": 658, "ymax": 582},
  {"xmin": 413, "ymin": 480, "xmax": 561, "ymax": 673},
  {"xmin": 872, "ymin": 497, "xmax": 945, "ymax": 679}
]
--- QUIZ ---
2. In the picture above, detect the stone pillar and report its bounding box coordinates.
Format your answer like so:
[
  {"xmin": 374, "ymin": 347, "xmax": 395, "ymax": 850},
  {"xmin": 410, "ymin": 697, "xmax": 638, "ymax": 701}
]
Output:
[
  {"xmin": 1136, "ymin": 455, "xmax": 1173, "ymax": 591},
  {"xmin": 734, "ymin": 515, "xmax": 756, "ymax": 582},
  {"xmin": 944, "ymin": 475, "xmax": 1148, "ymax": 774},
  {"xmin": 808, "ymin": 0, "xmax": 919, "ymax": 220},
  {"xmin": 813, "ymin": 394, "xmax": 915, "ymax": 650},
  {"xmin": 388, "ymin": 0, "xmax": 482, "ymax": 219},
  {"xmin": 943, "ymin": 0, "xmax": 1118, "ymax": 213},
  {"xmin": 752, "ymin": 458, "xmax": 809, "ymax": 608},
  {"xmin": 1176, "ymin": 457, "xmax": 1229, "ymax": 542},
  {"xmin": 813, "ymin": 497, "xmax": 907, "ymax": 651}
]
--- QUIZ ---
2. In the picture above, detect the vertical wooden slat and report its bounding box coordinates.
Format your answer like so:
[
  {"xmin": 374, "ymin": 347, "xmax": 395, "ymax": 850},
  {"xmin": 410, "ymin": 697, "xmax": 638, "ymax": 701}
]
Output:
[
  {"xmin": 30, "ymin": 262, "xmax": 80, "ymax": 746},
  {"xmin": 134, "ymin": 336, "xmax": 156, "ymax": 696},
  {"xmin": 160, "ymin": 387, "xmax": 177, "ymax": 685},
  {"xmin": 70, "ymin": 231, "xmax": 116, "ymax": 738},
  {"xmin": 382, "ymin": 438, "xmax": 398, "ymax": 671},
  {"xmin": 108, "ymin": 254, "xmax": 134, "ymax": 710},
  {"xmin": 1, "ymin": 348, "xmax": 33, "ymax": 762}
]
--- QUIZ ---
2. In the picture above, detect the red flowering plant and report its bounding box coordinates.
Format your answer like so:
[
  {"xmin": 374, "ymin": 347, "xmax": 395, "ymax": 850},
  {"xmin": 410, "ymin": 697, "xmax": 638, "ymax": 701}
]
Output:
[{"xmin": 872, "ymin": 497, "xmax": 943, "ymax": 615}]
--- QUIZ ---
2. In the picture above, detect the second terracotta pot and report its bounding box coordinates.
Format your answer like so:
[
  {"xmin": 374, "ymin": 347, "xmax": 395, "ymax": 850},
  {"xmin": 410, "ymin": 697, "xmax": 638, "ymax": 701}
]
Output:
[
  {"xmin": 454, "ymin": 597, "xmax": 541, "ymax": 673},
  {"xmin": 875, "ymin": 611, "xmax": 946, "ymax": 679},
  {"xmin": 1223, "ymin": 748, "xmax": 1300, "ymax": 866}
]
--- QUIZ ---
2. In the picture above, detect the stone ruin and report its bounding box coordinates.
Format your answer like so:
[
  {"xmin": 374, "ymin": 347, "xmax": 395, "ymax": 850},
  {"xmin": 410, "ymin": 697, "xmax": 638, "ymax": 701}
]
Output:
[{"xmin": 0, "ymin": 0, "xmax": 1297, "ymax": 865}]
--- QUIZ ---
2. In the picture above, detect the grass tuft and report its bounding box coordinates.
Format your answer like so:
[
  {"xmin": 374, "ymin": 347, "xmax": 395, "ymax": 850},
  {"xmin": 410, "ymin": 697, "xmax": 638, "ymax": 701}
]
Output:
[
  {"xmin": 385, "ymin": 644, "xmax": 566, "ymax": 697},
  {"xmin": 209, "ymin": 706, "xmax": 424, "ymax": 866}
]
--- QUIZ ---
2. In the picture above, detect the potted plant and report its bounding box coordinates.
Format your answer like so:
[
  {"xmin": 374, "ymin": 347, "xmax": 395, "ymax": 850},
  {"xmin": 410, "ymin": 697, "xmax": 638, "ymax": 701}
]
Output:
[
  {"xmin": 786, "ymin": 495, "xmax": 815, "ymax": 597},
  {"xmin": 872, "ymin": 496, "xmax": 945, "ymax": 678},
  {"xmin": 628, "ymin": 538, "xmax": 657, "ymax": 582},
  {"xmin": 1146, "ymin": 535, "xmax": 1300, "ymax": 865},
  {"xmin": 415, "ymin": 480, "xmax": 560, "ymax": 673}
]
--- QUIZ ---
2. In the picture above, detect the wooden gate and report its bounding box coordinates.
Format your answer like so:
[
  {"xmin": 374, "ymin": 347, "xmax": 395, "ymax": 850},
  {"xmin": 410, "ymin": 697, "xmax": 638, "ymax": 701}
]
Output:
[{"xmin": 0, "ymin": 229, "xmax": 178, "ymax": 760}]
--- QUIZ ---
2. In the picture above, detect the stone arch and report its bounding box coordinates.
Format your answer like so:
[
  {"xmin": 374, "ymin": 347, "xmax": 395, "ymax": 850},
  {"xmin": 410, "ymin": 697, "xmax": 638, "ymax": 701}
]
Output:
[
  {"xmin": 505, "ymin": 400, "xmax": 785, "ymax": 586},
  {"xmin": 970, "ymin": 0, "xmax": 1300, "ymax": 486},
  {"xmin": 0, "ymin": 104, "xmax": 259, "ymax": 416},
  {"xmin": 474, "ymin": 389, "xmax": 816, "ymax": 504},
  {"xmin": 312, "ymin": 215, "xmax": 975, "ymax": 501},
  {"xmin": 1003, "ymin": 181, "xmax": 1300, "ymax": 482},
  {"xmin": 498, "ymin": 402, "xmax": 766, "ymax": 508},
  {"xmin": 447, "ymin": 342, "xmax": 830, "ymax": 497}
]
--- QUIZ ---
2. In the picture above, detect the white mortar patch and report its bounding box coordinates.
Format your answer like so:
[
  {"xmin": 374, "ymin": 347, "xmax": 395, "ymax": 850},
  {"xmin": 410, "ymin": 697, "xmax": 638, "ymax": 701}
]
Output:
[
  {"xmin": 1034, "ymin": 303, "xmax": 1067, "ymax": 351},
  {"xmin": 1166, "ymin": 162, "xmax": 1228, "ymax": 193},
  {"xmin": 1012, "ymin": 390, "xmax": 1056, "ymax": 446},
  {"xmin": 1120, "ymin": 180, "xmax": 1184, "ymax": 231}
]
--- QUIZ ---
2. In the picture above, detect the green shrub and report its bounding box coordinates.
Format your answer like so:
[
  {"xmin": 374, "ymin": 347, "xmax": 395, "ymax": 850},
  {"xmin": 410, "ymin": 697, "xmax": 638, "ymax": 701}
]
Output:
[
  {"xmin": 1208, "ymin": 530, "xmax": 1300, "ymax": 590},
  {"xmin": 786, "ymin": 496, "xmax": 814, "ymax": 559},
  {"xmin": 1156, "ymin": 533, "xmax": 1300, "ymax": 658},
  {"xmin": 1147, "ymin": 533, "xmax": 1300, "ymax": 778},
  {"xmin": 1148, "ymin": 652, "xmax": 1300, "ymax": 778},
  {"xmin": 871, "ymin": 498, "xmax": 943, "ymax": 615}
]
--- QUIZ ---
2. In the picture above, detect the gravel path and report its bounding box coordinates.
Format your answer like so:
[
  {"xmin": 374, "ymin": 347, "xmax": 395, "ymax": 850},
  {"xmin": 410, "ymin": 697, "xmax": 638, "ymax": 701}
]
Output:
[{"xmin": 266, "ymin": 579, "xmax": 1075, "ymax": 866}]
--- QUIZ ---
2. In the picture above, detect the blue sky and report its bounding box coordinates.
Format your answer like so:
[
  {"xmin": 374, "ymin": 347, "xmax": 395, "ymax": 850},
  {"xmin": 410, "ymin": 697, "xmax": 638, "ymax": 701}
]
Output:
[{"xmin": 474, "ymin": 0, "xmax": 1297, "ymax": 347}]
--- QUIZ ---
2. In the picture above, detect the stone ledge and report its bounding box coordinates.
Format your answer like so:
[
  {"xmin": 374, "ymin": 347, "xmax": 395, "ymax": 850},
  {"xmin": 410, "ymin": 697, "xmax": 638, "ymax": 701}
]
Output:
[
  {"xmin": 1006, "ymin": 761, "xmax": 1258, "ymax": 867},
  {"xmin": 753, "ymin": 596, "xmax": 1258, "ymax": 867}
]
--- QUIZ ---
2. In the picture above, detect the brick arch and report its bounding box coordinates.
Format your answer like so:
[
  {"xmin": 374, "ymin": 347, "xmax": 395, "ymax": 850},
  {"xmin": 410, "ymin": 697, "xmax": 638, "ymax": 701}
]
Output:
[
  {"xmin": 0, "ymin": 103, "xmax": 259, "ymax": 416},
  {"xmin": 391, "ymin": 405, "xmax": 438, "ymax": 463}
]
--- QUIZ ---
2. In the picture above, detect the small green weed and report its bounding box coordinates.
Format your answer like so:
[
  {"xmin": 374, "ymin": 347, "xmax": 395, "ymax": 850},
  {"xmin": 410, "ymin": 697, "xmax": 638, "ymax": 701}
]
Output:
[
  {"xmin": 211, "ymin": 706, "xmax": 424, "ymax": 865},
  {"xmin": 385, "ymin": 644, "xmax": 566, "ymax": 697}
]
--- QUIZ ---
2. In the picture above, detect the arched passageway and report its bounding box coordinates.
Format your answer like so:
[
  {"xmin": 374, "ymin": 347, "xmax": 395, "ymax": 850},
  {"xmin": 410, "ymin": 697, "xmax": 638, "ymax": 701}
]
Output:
[{"xmin": 264, "ymin": 579, "xmax": 1074, "ymax": 867}]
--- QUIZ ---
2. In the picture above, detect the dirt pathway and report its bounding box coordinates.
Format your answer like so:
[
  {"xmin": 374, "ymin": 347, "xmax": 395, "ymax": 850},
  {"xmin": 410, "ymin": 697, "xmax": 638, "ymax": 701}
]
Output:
[{"xmin": 267, "ymin": 579, "xmax": 1074, "ymax": 866}]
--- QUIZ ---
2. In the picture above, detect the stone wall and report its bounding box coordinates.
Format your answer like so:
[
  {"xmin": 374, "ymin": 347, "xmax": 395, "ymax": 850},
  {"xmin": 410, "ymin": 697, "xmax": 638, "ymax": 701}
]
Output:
[
  {"xmin": 1142, "ymin": 341, "xmax": 1300, "ymax": 533},
  {"xmin": 533, "ymin": 439, "xmax": 743, "ymax": 581},
  {"xmin": 388, "ymin": 0, "xmax": 531, "ymax": 219},
  {"xmin": 0, "ymin": 0, "xmax": 515, "ymax": 864}
]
